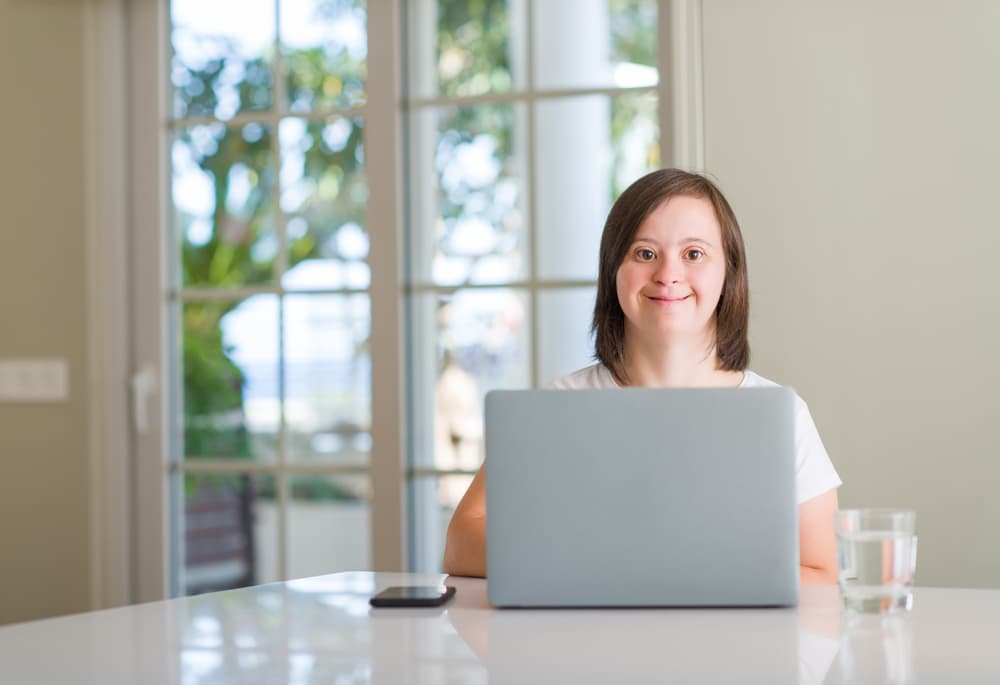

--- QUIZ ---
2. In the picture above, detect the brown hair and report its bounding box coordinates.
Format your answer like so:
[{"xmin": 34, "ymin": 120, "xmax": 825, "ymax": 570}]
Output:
[{"xmin": 592, "ymin": 168, "xmax": 750, "ymax": 385}]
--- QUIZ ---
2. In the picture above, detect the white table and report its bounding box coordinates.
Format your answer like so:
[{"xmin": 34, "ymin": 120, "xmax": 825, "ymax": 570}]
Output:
[{"xmin": 2, "ymin": 572, "xmax": 998, "ymax": 683}]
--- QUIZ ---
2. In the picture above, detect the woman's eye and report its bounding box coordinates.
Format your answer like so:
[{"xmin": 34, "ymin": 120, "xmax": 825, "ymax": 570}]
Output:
[
  {"xmin": 684, "ymin": 248, "xmax": 704, "ymax": 261},
  {"xmin": 636, "ymin": 248, "xmax": 655, "ymax": 261}
]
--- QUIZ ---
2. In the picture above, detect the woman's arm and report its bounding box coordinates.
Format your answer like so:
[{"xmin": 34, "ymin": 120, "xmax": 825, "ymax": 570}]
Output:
[
  {"xmin": 445, "ymin": 467, "xmax": 840, "ymax": 582},
  {"xmin": 798, "ymin": 487, "xmax": 839, "ymax": 584},
  {"xmin": 442, "ymin": 466, "xmax": 488, "ymax": 577}
]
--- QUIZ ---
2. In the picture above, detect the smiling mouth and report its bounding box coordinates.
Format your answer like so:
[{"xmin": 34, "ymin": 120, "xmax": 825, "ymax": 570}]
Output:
[{"xmin": 647, "ymin": 294, "xmax": 691, "ymax": 303}]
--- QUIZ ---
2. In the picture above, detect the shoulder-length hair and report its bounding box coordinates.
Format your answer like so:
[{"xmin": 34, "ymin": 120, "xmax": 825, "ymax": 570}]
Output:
[{"xmin": 592, "ymin": 168, "xmax": 750, "ymax": 385}]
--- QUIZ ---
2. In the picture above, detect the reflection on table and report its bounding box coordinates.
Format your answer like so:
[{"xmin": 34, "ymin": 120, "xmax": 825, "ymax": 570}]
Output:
[
  {"xmin": 2, "ymin": 572, "xmax": 1000, "ymax": 684},
  {"xmin": 446, "ymin": 576, "xmax": 839, "ymax": 684}
]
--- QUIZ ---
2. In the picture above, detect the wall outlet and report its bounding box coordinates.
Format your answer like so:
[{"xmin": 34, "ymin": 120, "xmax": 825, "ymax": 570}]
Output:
[{"xmin": 0, "ymin": 358, "xmax": 70, "ymax": 402}]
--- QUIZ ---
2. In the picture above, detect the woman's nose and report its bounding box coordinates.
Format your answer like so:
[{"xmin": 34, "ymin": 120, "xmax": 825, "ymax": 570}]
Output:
[{"xmin": 653, "ymin": 256, "xmax": 681, "ymax": 284}]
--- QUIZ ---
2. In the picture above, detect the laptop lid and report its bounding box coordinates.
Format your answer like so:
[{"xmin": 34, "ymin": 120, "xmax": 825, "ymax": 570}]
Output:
[{"xmin": 485, "ymin": 387, "xmax": 798, "ymax": 607}]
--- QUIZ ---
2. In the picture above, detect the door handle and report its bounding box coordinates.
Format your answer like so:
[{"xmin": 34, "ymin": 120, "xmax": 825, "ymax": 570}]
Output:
[{"xmin": 130, "ymin": 364, "xmax": 157, "ymax": 436}]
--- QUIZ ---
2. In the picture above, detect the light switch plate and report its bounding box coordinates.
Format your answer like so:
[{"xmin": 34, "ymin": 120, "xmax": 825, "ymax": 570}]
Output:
[{"xmin": 0, "ymin": 358, "xmax": 70, "ymax": 402}]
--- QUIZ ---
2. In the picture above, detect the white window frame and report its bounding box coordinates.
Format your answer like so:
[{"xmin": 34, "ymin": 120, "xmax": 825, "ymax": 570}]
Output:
[
  {"xmin": 86, "ymin": 0, "xmax": 702, "ymax": 604},
  {"xmin": 83, "ymin": 0, "xmax": 133, "ymax": 610},
  {"xmin": 401, "ymin": 0, "xmax": 706, "ymax": 571},
  {"xmin": 128, "ymin": 0, "xmax": 171, "ymax": 603}
]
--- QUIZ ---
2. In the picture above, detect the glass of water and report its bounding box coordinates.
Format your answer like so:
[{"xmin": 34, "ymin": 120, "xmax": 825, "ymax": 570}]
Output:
[{"xmin": 835, "ymin": 509, "xmax": 917, "ymax": 614}]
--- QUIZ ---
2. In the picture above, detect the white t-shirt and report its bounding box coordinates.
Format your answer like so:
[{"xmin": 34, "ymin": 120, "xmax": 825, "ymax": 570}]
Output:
[{"xmin": 548, "ymin": 363, "xmax": 842, "ymax": 504}]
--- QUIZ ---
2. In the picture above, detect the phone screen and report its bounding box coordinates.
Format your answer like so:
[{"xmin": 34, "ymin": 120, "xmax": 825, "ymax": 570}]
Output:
[
  {"xmin": 379, "ymin": 587, "xmax": 447, "ymax": 600},
  {"xmin": 370, "ymin": 585, "xmax": 456, "ymax": 607}
]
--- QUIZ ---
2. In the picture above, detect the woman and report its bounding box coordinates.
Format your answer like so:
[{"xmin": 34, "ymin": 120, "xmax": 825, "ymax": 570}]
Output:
[{"xmin": 443, "ymin": 168, "xmax": 841, "ymax": 583}]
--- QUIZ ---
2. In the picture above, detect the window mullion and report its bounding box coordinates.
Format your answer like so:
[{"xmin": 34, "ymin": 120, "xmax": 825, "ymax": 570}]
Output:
[
  {"xmin": 271, "ymin": 0, "xmax": 290, "ymax": 583},
  {"xmin": 525, "ymin": 0, "xmax": 540, "ymax": 389}
]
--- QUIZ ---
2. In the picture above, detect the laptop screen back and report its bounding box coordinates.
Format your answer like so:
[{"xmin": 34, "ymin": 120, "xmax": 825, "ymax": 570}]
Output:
[{"xmin": 485, "ymin": 387, "xmax": 798, "ymax": 607}]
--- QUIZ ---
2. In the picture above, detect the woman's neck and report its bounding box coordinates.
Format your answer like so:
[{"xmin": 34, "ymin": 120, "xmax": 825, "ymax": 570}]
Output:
[{"xmin": 621, "ymin": 330, "xmax": 741, "ymax": 388}]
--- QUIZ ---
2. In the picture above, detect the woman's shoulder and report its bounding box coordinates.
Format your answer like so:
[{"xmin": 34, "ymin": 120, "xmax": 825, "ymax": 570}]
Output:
[
  {"xmin": 741, "ymin": 369, "xmax": 811, "ymax": 412},
  {"xmin": 743, "ymin": 369, "xmax": 841, "ymax": 496},
  {"xmin": 739, "ymin": 369, "xmax": 781, "ymax": 388},
  {"xmin": 546, "ymin": 363, "xmax": 619, "ymax": 390}
]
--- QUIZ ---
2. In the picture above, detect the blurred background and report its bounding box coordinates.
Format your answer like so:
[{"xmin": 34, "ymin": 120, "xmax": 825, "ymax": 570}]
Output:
[{"xmin": 1, "ymin": 0, "xmax": 998, "ymax": 625}]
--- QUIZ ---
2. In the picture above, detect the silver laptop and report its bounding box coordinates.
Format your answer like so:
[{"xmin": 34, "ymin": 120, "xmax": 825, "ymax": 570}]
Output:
[{"xmin": 485, "ymin": 387, "xmax": 799, "ymax": 607}]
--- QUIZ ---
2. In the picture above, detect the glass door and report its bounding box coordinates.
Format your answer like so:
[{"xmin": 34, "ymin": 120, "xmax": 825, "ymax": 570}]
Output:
[
  {"xmin": 403, "ymin": 0, "xmax": 665, "ymax": 570},
  {"xmin": 161, "ymin": 0, "xmax": 389, "ymax": 595}
]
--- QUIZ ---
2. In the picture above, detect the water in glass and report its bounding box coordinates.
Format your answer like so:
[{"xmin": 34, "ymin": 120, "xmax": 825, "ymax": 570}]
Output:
[{"xmin": 837, "ymin": 530, "xmax": 917, "ymax": 613}]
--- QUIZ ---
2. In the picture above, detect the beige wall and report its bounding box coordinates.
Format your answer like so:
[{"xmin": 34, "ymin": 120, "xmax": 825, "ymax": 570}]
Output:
[
  {"xmin": 0, "ymin": 0, "xmax": 92, "ymax": 623},
  {"xmin": 703, "ymin": 1, "xmax": 1000, "ymax": 587}
]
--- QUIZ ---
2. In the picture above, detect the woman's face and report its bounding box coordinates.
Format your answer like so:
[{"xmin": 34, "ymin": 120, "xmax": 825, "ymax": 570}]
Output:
[{"xmin": 615, "ymin": 195, "xmax": 727, "ymax": 344}]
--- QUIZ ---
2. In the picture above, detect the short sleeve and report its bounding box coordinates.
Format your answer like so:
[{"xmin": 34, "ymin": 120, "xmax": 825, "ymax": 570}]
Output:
[{"xmin": 793, "ymin": 397, "xmax": 842, "ymax": 503}]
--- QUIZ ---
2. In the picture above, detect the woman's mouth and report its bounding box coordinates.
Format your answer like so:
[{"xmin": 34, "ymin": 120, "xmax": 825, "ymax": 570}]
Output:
[{"xmin": 647, "ymin": 294, "xmax": 691, "ymax": 303}]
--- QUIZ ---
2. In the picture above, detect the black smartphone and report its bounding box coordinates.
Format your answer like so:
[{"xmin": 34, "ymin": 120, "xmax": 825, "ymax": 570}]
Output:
[{"xmin": 369, "ymin": 585, "xmax": 456, "ymax": 608}]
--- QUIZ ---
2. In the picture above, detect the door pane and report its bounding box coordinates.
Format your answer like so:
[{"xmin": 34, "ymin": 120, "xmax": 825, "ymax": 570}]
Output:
[
  {"xmin": 182, "ymin": 296, "xmax": 280, "ymax": 461},
  {"xmin": 409, "ymin": 289, "xmax": 531, "ymax": 471},
  {"xmin": 173, "ymin": 123, "xmax": 278, "ymax": 288},
  {"xmin": 284, "ymin": 294, "xmax": 370, "ymax": 466},
  {"xmin": 407, "ymin": 104, "xmax": 528, "ymax": 286},
  {"xmin": 538, "ymin": 287, "xmax": 598, "ymax": 386},
  {"xmin": 279, "ymin": 116, "xmax": 368, "ymax": 291},
  {"xmin": 533, "ymin": 0, "xmax": 657, "ymax": 90},
  {"xmin": 609, "ymin": 90, "xmax": 660, "ymax": 196},
  {"xmin": 535, "ymin": 91, "xmax": 659, "ymax": 281},
  {"xmin": 410, "ymin": 474, "xmax": 475, "ymax": 573},
  {"xmin": 182, "ymin": 472, "xmax": 279, "ymax": 595},
  {"xmin": 171, "ymin": 0, "xmax": 275, "ymax": 120},
  {"xmin": 535, "ymin": 95, "xmax": 610, "ymax": 282},
  {"xmin": 407, "ymin": 0, "xmax": 521, "ymax": 100},
  {"xmin": 281, "ymin": 0, "xmax": 367, "ymax": 111},
  {"xmin": 287, "ymin": 475, "xmax": 371, "ymax": 579}
]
